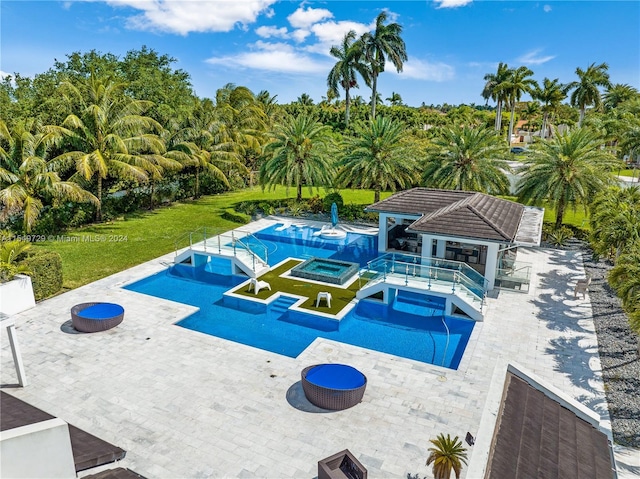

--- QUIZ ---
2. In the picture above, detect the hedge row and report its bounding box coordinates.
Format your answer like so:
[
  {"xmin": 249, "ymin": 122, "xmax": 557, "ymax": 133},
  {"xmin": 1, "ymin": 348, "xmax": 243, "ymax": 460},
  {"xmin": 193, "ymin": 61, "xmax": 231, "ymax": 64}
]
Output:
[{"xmin": 21, "ymin": 251, "xmax": 63, "ymax": 301}]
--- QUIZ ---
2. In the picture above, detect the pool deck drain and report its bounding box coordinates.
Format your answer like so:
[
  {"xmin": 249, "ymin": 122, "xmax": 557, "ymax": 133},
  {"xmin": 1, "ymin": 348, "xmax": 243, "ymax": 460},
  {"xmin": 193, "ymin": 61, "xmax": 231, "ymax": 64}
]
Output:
[{"xmin": 1, "ymin": 217, "xmax": 627, "ymax": 478}]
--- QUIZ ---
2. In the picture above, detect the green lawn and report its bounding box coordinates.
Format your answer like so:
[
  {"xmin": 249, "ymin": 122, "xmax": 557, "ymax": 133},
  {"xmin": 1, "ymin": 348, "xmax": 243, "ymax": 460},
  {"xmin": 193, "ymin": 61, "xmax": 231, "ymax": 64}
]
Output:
[
  {"xmin": 34, "ymin": 187, "xmax": 389, "ymax": 290},
  {"xmin": 618, "ymin": 168, "xmax": 640, "ymax": 179},
  {"xmin": 230, "ymin": 259, "xmax": 370, "ymax": 316}
]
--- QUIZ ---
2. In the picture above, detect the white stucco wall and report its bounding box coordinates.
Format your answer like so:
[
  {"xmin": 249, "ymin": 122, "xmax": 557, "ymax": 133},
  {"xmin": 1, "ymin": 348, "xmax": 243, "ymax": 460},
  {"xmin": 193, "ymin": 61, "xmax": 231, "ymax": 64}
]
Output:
[
  {"xmin": 0, "ymin": 418, "xmax": 76, "ymax": 478},
  {"xmin": 0, "ymin": 275, "xmax": 36, "ymax": 316}
]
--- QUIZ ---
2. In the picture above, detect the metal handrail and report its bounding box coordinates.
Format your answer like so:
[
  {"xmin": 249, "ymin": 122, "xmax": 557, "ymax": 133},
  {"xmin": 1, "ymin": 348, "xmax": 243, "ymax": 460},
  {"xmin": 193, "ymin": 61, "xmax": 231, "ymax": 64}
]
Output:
[
  {"xmin": 363, "ymin": 258, "xmax": 485, "ymax": 307},
  {"xmin": 368, "ymin": 253, "xmax": 489, "ymax": 291},
  {"xmin": 175, "ymin": 227, "xmax": 269, "ymax": 271}
]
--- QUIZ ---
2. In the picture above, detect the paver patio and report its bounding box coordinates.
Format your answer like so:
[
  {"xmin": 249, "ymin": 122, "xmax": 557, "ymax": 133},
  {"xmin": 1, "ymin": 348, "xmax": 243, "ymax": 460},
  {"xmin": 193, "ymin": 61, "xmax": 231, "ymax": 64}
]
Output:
[{"xmin": 0, "ymin": 220, "xmax": 617, "ymax": 478}]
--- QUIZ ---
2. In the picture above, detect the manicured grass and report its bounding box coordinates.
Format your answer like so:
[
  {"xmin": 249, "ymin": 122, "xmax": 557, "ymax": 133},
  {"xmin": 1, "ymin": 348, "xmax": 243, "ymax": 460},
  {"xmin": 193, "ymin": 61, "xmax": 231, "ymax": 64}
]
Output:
[
  {"xmin": 233, "ymin": 260, "xmax": 376, "ymax": 315},
  {"xmin": 542, "ymin": 207, "xmax": 590, "ymax": 230},
  {"xmin": 34, "ymin": 187, "xmax": 390, "ymax": 290},
  {"xmin": 230, "ymin": 259, "xmax": 370, "ymax": 316},
  {"xmin": 618, "ymin": 168, "xmax": 640, "ymax": 179}
]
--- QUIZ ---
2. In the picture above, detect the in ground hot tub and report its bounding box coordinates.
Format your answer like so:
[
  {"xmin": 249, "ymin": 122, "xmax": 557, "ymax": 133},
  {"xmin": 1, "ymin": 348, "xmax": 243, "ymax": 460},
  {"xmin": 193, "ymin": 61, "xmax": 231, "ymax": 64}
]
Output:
[{"xmin": 290, "ymin": 257, "xmax": 359, "ymax": 285}]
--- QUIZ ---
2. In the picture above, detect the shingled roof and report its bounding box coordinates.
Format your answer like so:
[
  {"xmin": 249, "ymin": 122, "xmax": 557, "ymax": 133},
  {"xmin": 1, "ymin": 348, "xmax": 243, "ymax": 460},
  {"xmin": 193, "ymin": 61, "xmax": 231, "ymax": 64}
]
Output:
[
  {"xmin": 366, "ymin": 188, "xmax": 525, "ymax": 243},
  {"xmin": 485, "ymin": 372, "xmax": 615, "ymax": 479}
]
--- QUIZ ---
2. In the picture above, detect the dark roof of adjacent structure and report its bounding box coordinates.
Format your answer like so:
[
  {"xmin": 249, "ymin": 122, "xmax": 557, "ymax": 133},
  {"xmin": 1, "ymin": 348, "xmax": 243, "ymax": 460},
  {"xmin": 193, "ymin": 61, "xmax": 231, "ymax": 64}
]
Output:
[
  {"xmin": 366, "ymin": 188, "xmax": 525, "ymax": 243},
  {"xmin": 484, "ymin": 372, "xmax": 615, "ymax": 479},
  {"xmin": 0, "ymin": 391, "xmax": 126, "ymax": 472}
]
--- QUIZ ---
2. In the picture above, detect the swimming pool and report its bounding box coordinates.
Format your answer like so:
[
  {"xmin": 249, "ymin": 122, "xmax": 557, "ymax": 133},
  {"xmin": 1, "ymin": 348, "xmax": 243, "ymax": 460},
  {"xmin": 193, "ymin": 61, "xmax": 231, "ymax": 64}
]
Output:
[
  {"xmin": 125, "ymin": 224, "xmax": 474, "ymax": 369},
  {"xmin": 125, "ymin": 264, "xmax": 474, "ymax": 368},
  {"xmin": 247, "ymin": 224, "xmax": 379, "ymax": 266}
]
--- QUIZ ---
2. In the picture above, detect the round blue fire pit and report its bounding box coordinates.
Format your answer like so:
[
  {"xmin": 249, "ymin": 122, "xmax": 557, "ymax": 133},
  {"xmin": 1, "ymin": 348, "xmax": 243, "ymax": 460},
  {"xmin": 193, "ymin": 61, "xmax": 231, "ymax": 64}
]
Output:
[
  {"xmin": 301, "ymin": 364, "xmax": 367, "ymax": 410},
  {"xmin": 71, "ymin": 302, "xmax": 125, "ymax": 333}
]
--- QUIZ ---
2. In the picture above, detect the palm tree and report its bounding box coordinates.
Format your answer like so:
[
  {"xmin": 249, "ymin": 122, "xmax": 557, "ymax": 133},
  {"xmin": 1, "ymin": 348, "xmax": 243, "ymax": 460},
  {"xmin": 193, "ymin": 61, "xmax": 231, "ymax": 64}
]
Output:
[
  {"xmin": 259, "ymin": 114, "xmax": 334, "ymax": 201},
  {"xmin": 422, "ymin": 125, "xmax": 511, "ymax": 194},
  {"xmin": 500, "ymin": 66, "xmax": 537, "ymax": 145},
  {"xmin": 169, "ymin": 98, "xmax": 244, "ymax": 198},
  {"xmin": 608, "ymin": 247, "xmax": 640, "ymax": 356},
  {"xmin": 327, "ymin": 30, "xmax": 369, "ymax": 128},
  {"xmin": 516, "ymin": 127, "xmax": 620, "ymax": 229},
  {"xmin": 335, "ymin": 117, "xmax": 417, "ymax": 203},
  {"xmin": 481, "ymin": 62, "xmax": 511, "ymax": 132},
  {"xmin": 0, "ymin": 120, "xmax": 97, "ymax": 232},
  {"xmin": 603, "ymin": 83, "xmax": 639, "ymax": 111},
  {"xmin": 51, "ymin": 72, "xmax": 163, "ymax": 220},
  {"xmin": 426, "ymin": 434, "xmax": 468, "ymax": 479},
  {"xmin": 590, "ymin": 186, "xmax": 640, "ymax": 259},
  {"xmin": 531, "ymin": 78, "xmax": 567, "ymax": 138},
  {"xmin": 296, "ymin": 94, "xmax": 314, "ymax": 106},
  {"xmin": 386, "ymin": 92, "xmax": 403, "ymax": 106},
  {"xmin": 360, "ymin": 11, "xmax": 407, "ymax": 119},
  {"xmin": 521, "ymin": 101, "xmax": 541, "ymax": 133},
  {"xmin": 567, "ymin": 62, "xmax": 611, "ymax": 126}
]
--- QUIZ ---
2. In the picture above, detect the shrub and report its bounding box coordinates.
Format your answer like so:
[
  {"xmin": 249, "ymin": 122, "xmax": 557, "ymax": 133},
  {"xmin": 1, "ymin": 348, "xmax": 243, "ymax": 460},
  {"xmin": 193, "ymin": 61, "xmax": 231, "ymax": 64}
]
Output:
[
  {"xmin": 307, "ymin": 195, "xmax": 323, "ymax": 213},
  {"xmin": 21, "ymin": 250, "xmax": 63, "ymax": 300},
  {"xmin": 322, "ymin": 192, "xmax": 344, "ymax": 212},
  {"xmin": 547, "ymin": 226, "xmax": 574, "ymax": 247},
  {"xmin": 220, "ymin": 209, "xmax": 250, "ymax": 224}
]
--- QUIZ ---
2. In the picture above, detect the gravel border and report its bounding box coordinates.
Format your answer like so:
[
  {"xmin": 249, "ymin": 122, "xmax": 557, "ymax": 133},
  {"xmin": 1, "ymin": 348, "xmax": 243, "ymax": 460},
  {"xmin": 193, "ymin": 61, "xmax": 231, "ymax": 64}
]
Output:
[{"xmin": 582, "ymin": 251, "xmax": 640, "ymax": 447}]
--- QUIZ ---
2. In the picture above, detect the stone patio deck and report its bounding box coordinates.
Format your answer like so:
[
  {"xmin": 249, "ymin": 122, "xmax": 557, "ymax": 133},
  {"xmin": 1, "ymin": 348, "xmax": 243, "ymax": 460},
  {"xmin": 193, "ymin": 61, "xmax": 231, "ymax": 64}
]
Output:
[{"xmin": 0, "ymin": 221, "xmax": 620, "ymax": 478}]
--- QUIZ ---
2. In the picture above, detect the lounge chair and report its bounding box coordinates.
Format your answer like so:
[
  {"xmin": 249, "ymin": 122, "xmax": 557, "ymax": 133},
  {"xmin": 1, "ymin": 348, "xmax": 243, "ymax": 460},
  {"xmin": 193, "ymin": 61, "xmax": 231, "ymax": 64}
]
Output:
[
  {"xmin": 248, "ymin": 278, "xmax": 271, "ymax": 295},
  {"xmin": 574, "ymin": 273, "xmax": 592, "ymax": 299}
]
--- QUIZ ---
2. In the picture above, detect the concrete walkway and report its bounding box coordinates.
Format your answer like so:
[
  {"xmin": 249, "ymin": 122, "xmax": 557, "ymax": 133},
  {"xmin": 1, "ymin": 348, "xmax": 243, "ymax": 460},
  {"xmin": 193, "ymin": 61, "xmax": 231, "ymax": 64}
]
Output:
[{"xmin": 0, "ymin": 225, "xmax": 625, "ymax": 478}]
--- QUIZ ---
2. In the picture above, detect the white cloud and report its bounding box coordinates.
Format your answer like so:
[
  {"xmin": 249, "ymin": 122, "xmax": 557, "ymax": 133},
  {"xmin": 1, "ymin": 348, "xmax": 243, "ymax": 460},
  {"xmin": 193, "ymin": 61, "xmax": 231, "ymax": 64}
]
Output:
[
  {"xmin": 304, "ymin": 20, "xmax": 372, "ymax": 54},
  {"xmin": 433, "ymin": 0, "xmax": 473, "ymax": 9},
  {"xmin": 206, "ymin": 41, "xmax": 329, "ymax": 74},
  {"xmin": 518, "ymin": 49, "xmax": 555, "ymax": 65},
  {"xmin": 0, "ymin": 70, "xmax": 12, "ymax": 82},
  {"xmin": 392, "ymin": 59, "xmax": 455, "ymax": 82},
  {"xmin": 287, "ymin": 6, "xmax": 333, "ymax": 28},
  {"xmin": 104, "ymin": 0, "xmax": 277, "ymax": 35},
  {"xmin": 291, "ymin": 29, "xmax": 311, "ymax": 43},
  {"xmin": 543, "ymin": 4, "xmax": 552, "ymax": 13},
  {"xmin": 255, "ymin": 25, "xmax": 289, "ymax": 39}
]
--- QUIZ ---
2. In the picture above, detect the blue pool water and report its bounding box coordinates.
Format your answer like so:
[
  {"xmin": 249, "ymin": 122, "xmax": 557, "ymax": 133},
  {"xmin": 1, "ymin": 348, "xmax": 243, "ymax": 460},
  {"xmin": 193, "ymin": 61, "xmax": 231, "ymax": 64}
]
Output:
[
  {"xmin": 125, "ymin": 225, "xmax": 475, "ymax": 369},
  {"xmin": 247, "ymin": 224, "xmax": 379, "ymax": 266}
]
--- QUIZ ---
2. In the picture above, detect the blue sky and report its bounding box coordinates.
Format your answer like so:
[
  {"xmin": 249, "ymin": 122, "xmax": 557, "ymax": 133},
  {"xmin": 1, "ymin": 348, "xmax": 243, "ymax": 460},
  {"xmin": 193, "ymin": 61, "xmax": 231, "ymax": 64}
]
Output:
[{"xmin": 2, "ymin": 1, "xmax": 639, "ymax": 107}]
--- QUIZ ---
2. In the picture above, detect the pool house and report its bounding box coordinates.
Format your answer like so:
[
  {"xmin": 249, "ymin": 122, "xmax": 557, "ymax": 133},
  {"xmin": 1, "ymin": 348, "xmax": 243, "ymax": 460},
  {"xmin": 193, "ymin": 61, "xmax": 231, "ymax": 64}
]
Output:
[{"xmin": 366, "ymin": 188, "xmax": 544, "ymax": 293}]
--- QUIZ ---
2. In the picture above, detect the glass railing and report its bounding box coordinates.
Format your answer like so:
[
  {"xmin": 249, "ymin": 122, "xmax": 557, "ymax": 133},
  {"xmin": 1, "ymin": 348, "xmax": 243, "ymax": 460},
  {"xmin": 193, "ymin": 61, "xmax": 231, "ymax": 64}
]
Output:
[
  {"xmin": 176, "ymin": 227, "xmax": 269, "ymax": 271},
  {"xmin": 369, "ymin": 253, "xmax": 488, "ymax": 293},
  {"xmin": 495, "ymin": 260, "xmax": 532, "ymax": 292},
  {"xmin": 363, "ymin": 257, "xmax": 485, "ymax": 308}
]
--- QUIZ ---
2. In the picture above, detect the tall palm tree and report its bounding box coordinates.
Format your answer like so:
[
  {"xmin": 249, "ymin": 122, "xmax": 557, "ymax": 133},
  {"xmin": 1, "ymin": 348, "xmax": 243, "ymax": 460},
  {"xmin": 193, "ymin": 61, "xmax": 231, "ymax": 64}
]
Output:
[
  {"xmin": 608, "ymin": 247, "xmax": 640, "ymax": 356},
  {"xmin": 531, "ymin": 78, "xmax": 567, "ymax": 138},
  {"xmin": 335, "ymin": 117, "xmax": 417, "ymax": 203},
  {"xmin": 422, "ymin": 125, "xmax": 511, "ymax": 194},
  {"xmin": 426, "ymin": 434, "xmax": 468, "ymax": 479},
  {"xmin": 259, "ymin": 114, "xmax": 334, "ymax": 201},
  {"xmin": 603, "ymin": 83, "xmax": 639, "ymax": 111},
  {"xmin": 386, "ymin": 92, "xmax": 403, "ymax": 106},
  {"xmin": 499, "ymin": 66, "xmax": 537, "ymax": 145},
  {"xmin": 51, "ymin": 72, "xmax": 163, "ymax": 220},
  {"xmin": 567, "ymin": 62, "xmax": 611, "ymax": 126},
  {"xmin": 0, "ymin": 120, "xmax": 97, "ymax": 232},
  {"xmin": 360, "ymin": 11, "xmax": 407, "ymax": 119},
  {"xmin": 327, "ymin": 30, "xmax": 369, "ymax": 128},
  {"xmin": 170, "ymin": 98, "xmax": 244, "ymax": 198},
  {"xmin": 516, "ymin": 127, "xmax": 620, "ymax": 229},
  {"xmin": 481, "ymin": 62, "xmax": 511, "ymax": 132}
]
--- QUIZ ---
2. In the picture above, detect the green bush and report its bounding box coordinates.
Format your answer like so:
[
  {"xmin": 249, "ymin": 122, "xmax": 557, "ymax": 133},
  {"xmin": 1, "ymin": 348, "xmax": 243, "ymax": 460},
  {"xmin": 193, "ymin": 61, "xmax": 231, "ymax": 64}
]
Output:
[
  {"xmin": 307, "ymin": 195, "xmax": 323, "ymax": 213},
  {"xmin": 322, "ymin": 192, "xmax": 344, "ymax": 212},
  {"xmin": 21, "ymin": 250, "xmax": 63, "ymax": 300},
  {"xmin": 220, "ymin": 209, "xmax": 250, "ymax": 224}
]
